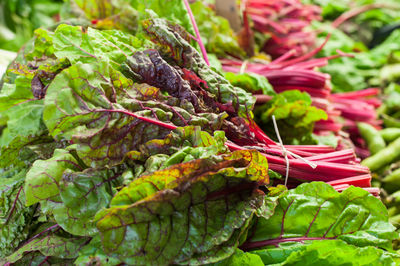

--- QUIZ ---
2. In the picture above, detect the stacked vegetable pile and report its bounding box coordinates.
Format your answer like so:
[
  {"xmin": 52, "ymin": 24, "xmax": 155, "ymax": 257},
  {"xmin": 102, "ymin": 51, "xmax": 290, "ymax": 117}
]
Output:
[{"xmin": 0, "ymin": 0, "xmax": 399, "ymax": 264}]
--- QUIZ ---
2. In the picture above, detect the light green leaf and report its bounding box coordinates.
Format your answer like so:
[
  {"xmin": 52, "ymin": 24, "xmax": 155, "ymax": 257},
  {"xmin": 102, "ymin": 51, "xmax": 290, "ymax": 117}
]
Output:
[
  {"xmin": 25, "ymin": 148, "xmax": 82, "ymax": 206},
  {"xmin": 244, "ymin": 182, "xmax": 398, "ymax": 264}
]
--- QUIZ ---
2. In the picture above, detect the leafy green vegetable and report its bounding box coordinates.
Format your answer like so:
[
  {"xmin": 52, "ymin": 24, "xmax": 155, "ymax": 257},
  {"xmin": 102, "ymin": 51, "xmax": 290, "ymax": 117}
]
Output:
[
  {"xmin": 44, "ymin": 60, "xmax": 226, "ymax": 167},
  {"xmin": 25, "ymin": 148, "xmax": 81, "ymax": 206},
  {"xmin": 142, "ymin": 18, "xmax": 255, "ymax": 117},
  {"xmin": 0, "ymin": 170, "xmax": 35, "ymax": 257},
  {"xmin": 129, "ymin": 0, "xmax": 194, "ymax": 34},
  {"xmin": 224, "ymin": 72, "xmax": 276, "ymax": 96},
  {"xmin": 212, "ymin": 248, "xmax": 264, "ymax": 266},
  {"xmin": 1, "ymin": 1, "xmax": 398, "ymax": 263},
  {"xmin": 95, "ymin": 150, "xmax": 269, "ymax": 265},
  {"xmin": 53, "ymin": 24, "xmax": 148, "ymax": 69},
  {"xmin": 254, "ymin": 90, "xmax": 327, "ymax": 144},
  {"xmin": 41, "ymin": 166, "xmax": 124, "ymax": 236},
  {"xmin": 74, "ymin": 236, "xmax": 122, "ymax": 265},
  {"xmin": 2, "ymin": 224, "xmax": 89, "ymax": 264},
  {"xmin": 244, "ymin": 182, "xmax": 398, "ymax": 264},
  {"xmin": 276, "ymin": 239, "xmax": 400, "ymax": 265}
]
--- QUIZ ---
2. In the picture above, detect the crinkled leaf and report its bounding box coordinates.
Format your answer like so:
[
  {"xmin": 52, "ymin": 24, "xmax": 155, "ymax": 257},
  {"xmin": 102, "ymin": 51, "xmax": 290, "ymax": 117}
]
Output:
[
  {"xmin": 44, "ymin": 60, "xmax": 226, "ymax": 168},
  {"xmin": 53, "ymin": 24, "xmax": 146, "ymax": 69},
  {"xmin": 254, "ymin": 90, "xmax": 327, "ymax": 144},
  {"xmin": 224, "ymin": 72, "xmax": 275, "ymax": 96},
  {"xmin": 0, "ymin": 170, "xmax": 36, "ymax": 257},
  {"xmin": 133, "ymin": 126, "xmax": 228, "ymax": 174},
  {"xmin": 143, "ymin": 18, "xmax": 255, "ymax": 117},
  {"xmin": 63, "ymin": 0, "xmax": 138, "ymax": 32},
  {"xmin": 2, "ymin": 225, "xmax": 89, "ymax": 264},
  {"xmin": 41, "ymin": 166, "xmax": 124, "ymax": 236},
  {"xmin": 74, "ymin": 236, "xmax": 122, "ymax": 265},
  {"xmin": 95, "ymin": 150, "xmax": 269, "ymax": 265},
  {"xmin": 123, "ymin": 49, "xmax": 207, "ymax": 112},
  {"xmin": 243, "ymin": 182, "xmax": 398, "ymax": 265},
  {"xmin": 2, "ymin": 27, "xmax": 68, "ymax": 99},
  {"xmin": 130, "ymin": 0, "xmax": 194, "ymax": 35},
  {"xmin": 25, "ymin": 148, "xmax": 82, "ymax": 206},
  {"xmin": 122, "ymin": 126, "xmax": 228, "ymax": 182},
  {"xmin": 0, "ymin": 75, "xmax": 34, "ymax": 113},
  {"xmin": 137, "ymin": 126, "xmax": 227, "ymax": 158}
]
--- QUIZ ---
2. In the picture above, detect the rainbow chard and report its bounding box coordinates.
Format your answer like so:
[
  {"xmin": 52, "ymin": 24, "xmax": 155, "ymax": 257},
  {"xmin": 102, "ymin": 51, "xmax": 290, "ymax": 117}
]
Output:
[
  {"xmin": 0, "ymin": 1, "xmax": 389, "ymax": 263},
  {"xmin": 95, "ymin": 150, "xmax": 269, "ymax": 265}
]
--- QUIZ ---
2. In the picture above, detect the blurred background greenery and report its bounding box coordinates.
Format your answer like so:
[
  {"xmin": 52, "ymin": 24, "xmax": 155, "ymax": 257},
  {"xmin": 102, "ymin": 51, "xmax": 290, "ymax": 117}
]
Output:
[{"xmin": 0, "ymin": 0, "xmax": 62, "ymax": 51}]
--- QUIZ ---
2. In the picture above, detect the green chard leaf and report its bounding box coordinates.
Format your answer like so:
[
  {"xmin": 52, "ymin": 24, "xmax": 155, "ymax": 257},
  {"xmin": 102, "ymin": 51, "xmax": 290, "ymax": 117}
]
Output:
[
  {"xmin": 52, "ymin": 24, "xmax": 146, "ymax": 69},
  {"xmin": 243, "ymin": 182, "xmax": 398, "ymax": 265},
  {"xmin": 74, "ymin": 236, "xmax": 122, "ymax": 265},
  {"xmin": 130, "ymin": 0, "xmax": 194, "ymax": 35},
  {"xmin": 132, "ymin": 126, "xmax": 228, "ymax": 174},
  {"xmin": 2, "ymin": 224, "xmax": 89, "ymax": 264},
  {"xmin": 210, "ymin": 248, "xmax": 264, "ymax": 266},
  {"xmin": 95, "ymin": 150, "xmax": 269, "ymax": 265},
  {"xmin": 44, "ymin": 58, "xmax": 226, "ymax": 168},
  {"xmin": 62, "ymin": 0, "xmax": 139, "ymax": 32},
  {"xmin": 142, "ymin": 18, "xmax": 255, "ymax": 118},
  {"xmin": 0, "ymin": 170, "xmax": 36, "ymax": 257},
  {"xmin": 276, "ymin": 239, "xmax": 400, "ymax": 266},
  {"xmin": 254, "ymin": 90, "xmax": 327, "ymax": 144},
  {"xmin": 0, "ymin": 27, "xmax": 68, "ymax": 169},
  {"xmin": 41, "ymin": 165, "xmax": 125, "ymax": 236},
  {"xmin": 25, "ymin": 147, "xmax": 82, "ymax": 206}
]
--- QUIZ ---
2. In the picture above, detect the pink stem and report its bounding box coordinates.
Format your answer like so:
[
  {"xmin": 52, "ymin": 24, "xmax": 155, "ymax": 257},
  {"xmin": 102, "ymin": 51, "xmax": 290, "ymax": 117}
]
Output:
[
  {"xmin": 100, "ymin": 109, "xmax": 178, "ymax": 130},
  {"xmin": 183, "ymin": 0, "xmax": 210, "ymax": 66}
]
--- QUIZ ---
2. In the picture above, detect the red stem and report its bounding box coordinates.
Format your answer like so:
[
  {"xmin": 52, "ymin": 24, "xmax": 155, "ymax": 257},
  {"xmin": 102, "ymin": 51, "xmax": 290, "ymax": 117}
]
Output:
[
  {"xmin": 183, "ymin": 0, "xmax": 210, "ymax": 66},
  {"xmin": 5, "ymin": 186, "xmax": 23, "ymax": 224}
]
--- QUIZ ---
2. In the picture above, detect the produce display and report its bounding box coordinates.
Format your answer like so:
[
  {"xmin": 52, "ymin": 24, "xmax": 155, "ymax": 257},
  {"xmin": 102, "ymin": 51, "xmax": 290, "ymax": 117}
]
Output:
[{"xmin": 1, "ymin": 0, "xmax": 400, "ymax": 264}]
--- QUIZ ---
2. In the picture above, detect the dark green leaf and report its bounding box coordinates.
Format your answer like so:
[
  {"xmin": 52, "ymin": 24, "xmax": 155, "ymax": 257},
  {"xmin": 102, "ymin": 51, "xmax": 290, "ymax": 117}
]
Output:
[
  {"xmin": 0, "ymin": 170, "xmax": 35, "ymax": 257},
  {"xmin": 95, "ymin": 150, "xmax": 269, "ymax": 265},
  {"xmin": 41, "ymin": 166, "xmax": 124, "ymax": 236},
  {"xmin": 143, "ymin": 18, "xmax": 255, "ymax": 117},
  {"xmin": 2, "ymin": 225, "xmax": 88, "ymax": 264}
]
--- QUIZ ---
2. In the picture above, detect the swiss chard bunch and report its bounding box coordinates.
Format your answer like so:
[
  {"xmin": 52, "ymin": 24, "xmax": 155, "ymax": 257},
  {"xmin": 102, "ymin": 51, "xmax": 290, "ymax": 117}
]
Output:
[
  {"xmin": 0, "ymin": 1, "xmax": 397, "ymax": 264},
  {"xmin": 0, "ymin": 7, "xmax": 269, "ymax": 263}
]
